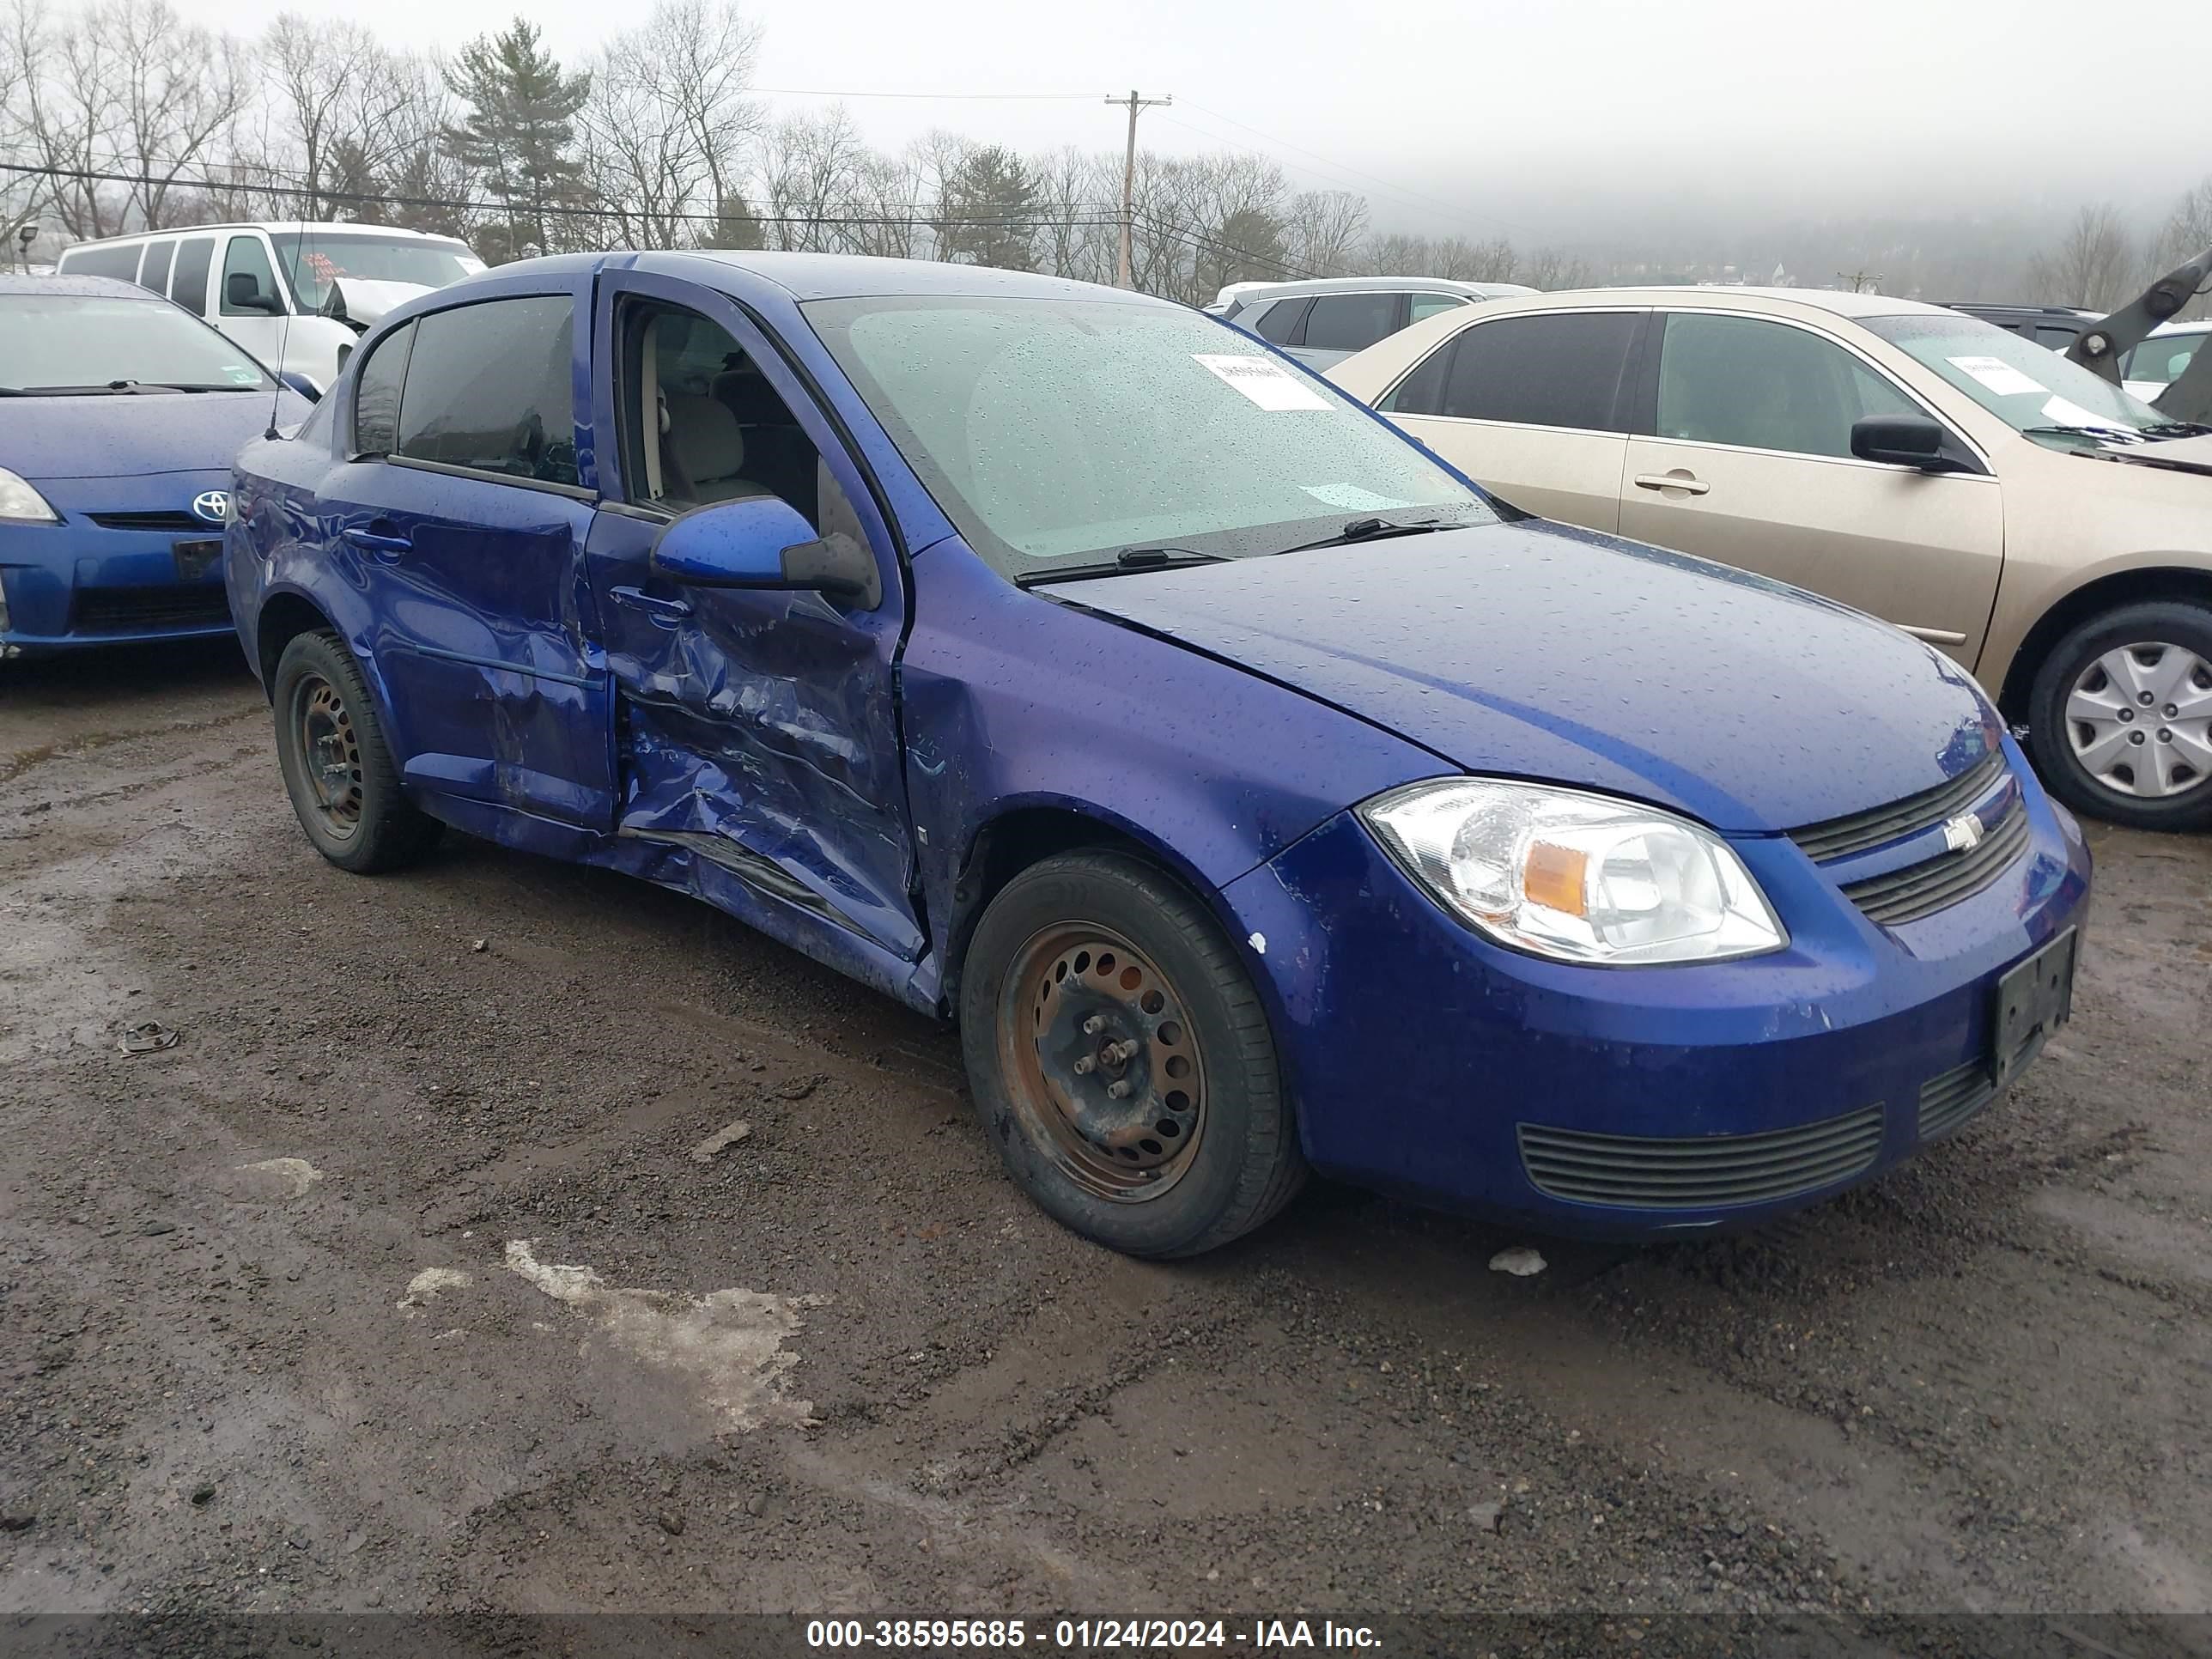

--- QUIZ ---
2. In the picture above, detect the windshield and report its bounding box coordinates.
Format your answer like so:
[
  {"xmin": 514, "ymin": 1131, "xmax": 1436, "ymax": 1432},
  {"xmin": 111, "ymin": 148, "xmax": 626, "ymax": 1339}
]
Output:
[
  {"xmin": 805, "ymin": 295, "xmax": 1494, "ymax": 577},
  {"xmin": 1862, "ymin": 312, "xmax": 2183, "ymax": 447},
  {"xmin": 2122, "ymin": 328, "xmax": 2208, "ymax": 394},
  {"xmin": 270, "ymin": 232, "xmax": 484, "ymax": 311},
  {"xmin": 0, "ymin": 292, "xmax": 272, "ymax": 392}
]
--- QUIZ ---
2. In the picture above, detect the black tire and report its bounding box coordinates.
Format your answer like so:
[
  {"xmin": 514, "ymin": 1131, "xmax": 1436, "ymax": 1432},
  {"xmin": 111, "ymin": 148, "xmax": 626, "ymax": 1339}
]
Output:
[
  {"xmin": 2026, "ymin": 600, "xmax": 2212, "ymax": 833},
  {"xmin": 270, "ymin": 629, "xmax": 443, "ymax": 873},
  {"xmin": 958, "ymin": 850, "xmax": 1306, "ymax": 1258}
]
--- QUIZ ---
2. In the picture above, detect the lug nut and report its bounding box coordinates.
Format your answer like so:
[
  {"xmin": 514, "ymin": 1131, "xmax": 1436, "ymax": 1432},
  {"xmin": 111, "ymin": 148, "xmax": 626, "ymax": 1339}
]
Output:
[
  {"xmin": 2119, "ymin": 708, "xmax": 2134, "ymax": 722},
  {"xmin": 2158, "ymin": 728, "xmax": 2172, "ymax": 742},
  {"xmin": 1106, "ymin": 1079, "xmax": 1133, "ymax": 1099},
  {"xmin": 2130, "ymin": 731, "xmax": 2146, "ymax": 744},
  {"xmin": 2165, "ymin": 704, "xmax": 2179, "ymax": 718},
  {"xmin": 1104, "ymin": 1039, "xmax": 1139, "ymax": 1065},
  {"xmin": 1082, "ymin": 1015, "xmax": 1105, "ymax": 1036},
  {"xmin": 2139, "ymin": 691, "xmax": 2154, "ymax": 706},
  {"xmin": 1073, "ymin": 1055, "xmax": 1095, "ymax": 1074}
]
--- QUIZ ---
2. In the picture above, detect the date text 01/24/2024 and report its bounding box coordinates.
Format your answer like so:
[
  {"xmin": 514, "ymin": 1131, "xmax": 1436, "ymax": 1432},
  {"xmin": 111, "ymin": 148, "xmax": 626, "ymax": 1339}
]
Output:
[{"xmin": 805, "ymin": 1619, "xmax": 1383, "ymax": 1650}]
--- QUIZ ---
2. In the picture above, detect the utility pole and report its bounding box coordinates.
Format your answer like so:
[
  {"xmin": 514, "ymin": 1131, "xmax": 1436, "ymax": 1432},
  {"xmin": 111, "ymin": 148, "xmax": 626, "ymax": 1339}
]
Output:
[
  {"xmin": 1107, "ymin": 88, "xmax": 1171, "ymax": 290},
  {"xmin": 1836, "ymin": 269, "xmax": 1883, "ymax": 293}
]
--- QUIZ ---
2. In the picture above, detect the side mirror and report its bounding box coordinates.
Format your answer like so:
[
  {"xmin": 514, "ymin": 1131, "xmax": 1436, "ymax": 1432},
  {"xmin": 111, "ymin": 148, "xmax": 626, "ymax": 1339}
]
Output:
[
  {"xmin": 650, "ymin": 493, "xmax": 881, "ymax": 610},
  {"xmin": 226, "ymin": 272, "xmax": 283, "ymax": 314},
  {"xmin": 1850, "ymin": 413, "xmax": 1953, "ymax": 470},
  {"xmin": 277, "ymin": 370, "xmax": 322, "ymax": 403}
]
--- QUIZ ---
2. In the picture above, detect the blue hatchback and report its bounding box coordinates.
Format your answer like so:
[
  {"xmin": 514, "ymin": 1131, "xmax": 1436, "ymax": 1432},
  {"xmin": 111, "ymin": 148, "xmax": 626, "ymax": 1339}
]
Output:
[
  {"xmin": 0, "ymin": 274, "xmax": 310, "ymax": 656},
  {"xmin": 227, "ymin": 252, "xmax": 2091, "ymax": 1256}
]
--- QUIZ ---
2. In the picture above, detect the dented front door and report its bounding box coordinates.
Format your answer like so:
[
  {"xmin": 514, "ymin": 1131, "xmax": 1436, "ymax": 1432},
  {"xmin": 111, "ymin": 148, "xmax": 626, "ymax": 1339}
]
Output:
[{"xmin": 580, "ymin": 274, "xmax": 922, "ymax": 963}]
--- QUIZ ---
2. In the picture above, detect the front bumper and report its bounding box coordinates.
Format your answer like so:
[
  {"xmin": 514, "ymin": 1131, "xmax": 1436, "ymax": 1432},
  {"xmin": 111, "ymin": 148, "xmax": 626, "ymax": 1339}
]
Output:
[
  {"xmin": 0, "ymin": 477, "xmax": 234, "ymax": 657},
  {"xmin": 1220, "ymin": 743, "xmax": 2093, "ymax": 1238}
]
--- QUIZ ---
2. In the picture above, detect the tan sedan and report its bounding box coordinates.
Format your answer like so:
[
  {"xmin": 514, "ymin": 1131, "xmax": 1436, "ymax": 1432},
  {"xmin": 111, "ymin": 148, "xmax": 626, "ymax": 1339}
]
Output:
[{"xmin": 1329, "ymin": 288, "xmax": 2212, "ymax": 830}]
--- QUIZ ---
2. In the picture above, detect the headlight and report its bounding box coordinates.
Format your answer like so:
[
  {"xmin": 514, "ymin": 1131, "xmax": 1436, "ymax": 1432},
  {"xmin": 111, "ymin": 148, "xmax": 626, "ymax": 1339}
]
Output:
[
  {"xmin": 1360, "ymin": 778, "xmax": 1787, "ymax": 966},
  {"xmin": 0, "ymin": 467, "xmax": 59, "ymax": 524}
]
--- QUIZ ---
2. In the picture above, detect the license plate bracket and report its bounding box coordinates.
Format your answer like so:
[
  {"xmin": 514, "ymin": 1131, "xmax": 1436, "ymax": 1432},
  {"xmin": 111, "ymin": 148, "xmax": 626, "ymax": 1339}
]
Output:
[
  {"xmin": 173, "ymin": 538, "xmax": 222, "ymax": 580},
  {"xmin": 1989, "ymin": 927, "xmax": 2075, "ymax": 1086}
]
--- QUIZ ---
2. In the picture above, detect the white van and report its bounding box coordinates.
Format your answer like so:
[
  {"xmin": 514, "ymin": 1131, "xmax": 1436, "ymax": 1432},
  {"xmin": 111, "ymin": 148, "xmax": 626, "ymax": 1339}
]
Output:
[{"xmin": 56, "ymin": 222, "xmax": 484, "ymax": 394}]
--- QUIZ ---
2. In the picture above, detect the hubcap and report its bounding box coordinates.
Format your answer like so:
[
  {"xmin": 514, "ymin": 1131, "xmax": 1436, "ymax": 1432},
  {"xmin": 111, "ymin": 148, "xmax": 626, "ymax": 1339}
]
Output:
[
  {"xmin": 997, "ymin": 925, "xmax": 1205, "ymax": 1203},
  {"xmin": 2064, "ymin": 642, "xmax": 2212, "ymax": 799},
  {"xmin": 294, "ymin": 674, "xmax": 364, "ymax": 836}
]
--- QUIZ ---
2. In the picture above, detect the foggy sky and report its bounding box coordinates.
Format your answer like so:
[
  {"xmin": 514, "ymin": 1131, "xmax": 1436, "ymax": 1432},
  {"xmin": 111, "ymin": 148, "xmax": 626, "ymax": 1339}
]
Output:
[{"xmin": 157, "ymin": 0, "xmax": 2210, "ymax": 242}]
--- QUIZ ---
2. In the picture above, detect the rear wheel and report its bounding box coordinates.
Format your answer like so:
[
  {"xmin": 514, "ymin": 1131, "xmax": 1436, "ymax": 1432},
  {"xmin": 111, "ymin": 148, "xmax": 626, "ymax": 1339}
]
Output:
[
  {"xmin": 959, "ymin": 851, "xmax": 1306, "ymax": 1257},
  {"xmin": 2027, "ymin": 601, "xmax": 2212, "ymax": 832},
  {"xmin": 270, "ymin": 629, "xmax": 442, "ymax": 872}
]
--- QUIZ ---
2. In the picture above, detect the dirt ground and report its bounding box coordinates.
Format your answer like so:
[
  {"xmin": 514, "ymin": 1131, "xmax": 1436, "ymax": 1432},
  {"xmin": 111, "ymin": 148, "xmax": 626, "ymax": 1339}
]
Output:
[{"xmin": 3, "ymin": 641, "xmax": 2209, "ymax": 1649}]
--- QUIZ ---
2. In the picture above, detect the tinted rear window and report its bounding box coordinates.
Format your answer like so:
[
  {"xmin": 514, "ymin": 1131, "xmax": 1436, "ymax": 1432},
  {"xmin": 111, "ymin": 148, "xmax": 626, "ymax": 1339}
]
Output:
[
  {"xmin": 1440, "ymin": 312, "xmax": 1639, "ymax": 431},
  {"xmin": 1303, "ymin": 292, "xmax": 1401, "ymax": 353},
  {"xmin": 137, "ymin": 240, "xmax": 174, "ymax": 295},
  {"xmin": 395, "ymin": 295, "xmax": 578, "ymax": 486},
  {"xmin": 170, "ymin": 238, "xmax": 214, "ymax": 314},
  {"xmin": 63, "ymin": 243, "xmax": 143, "ymax": 283},
  {"xmin": 1250, "ymin": 298, "xmax": 1310, "ymax": 345}
]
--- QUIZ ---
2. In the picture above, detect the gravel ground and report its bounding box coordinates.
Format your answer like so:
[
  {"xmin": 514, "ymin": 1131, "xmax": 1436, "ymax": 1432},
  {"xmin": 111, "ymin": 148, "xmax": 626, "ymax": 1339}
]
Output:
[{"xmin": 2, "ymin": 641, "xmax": 2208, "ymax": 1650}]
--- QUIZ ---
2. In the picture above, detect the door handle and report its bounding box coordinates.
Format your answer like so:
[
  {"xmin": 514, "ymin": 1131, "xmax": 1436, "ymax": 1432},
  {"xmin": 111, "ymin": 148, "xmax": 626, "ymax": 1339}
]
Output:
[
  {"xmin": 1632, "ymin": 472, "xmax": 1711, "ymax": 495},
  {"xmin": 609, "ymin": 585, "xmax": 693, "ymax": 625},
  {"xmin": 341, "ymin": 526, "xmax": 412, "ymax": 554}
]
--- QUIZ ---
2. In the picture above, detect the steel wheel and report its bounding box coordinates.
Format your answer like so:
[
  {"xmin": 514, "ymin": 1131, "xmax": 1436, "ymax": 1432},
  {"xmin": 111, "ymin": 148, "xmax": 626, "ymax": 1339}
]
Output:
[
  {"xmin": 996, "ymin": 923, "xmax": 1206, "ymax": 1203},
  {"xmin": 2063, "ymin": 641, "xmax": 2212, "ymax": 799},
  {"xmin": 292, "ymin": 672, "xmax": 365, "ymax": 838}
]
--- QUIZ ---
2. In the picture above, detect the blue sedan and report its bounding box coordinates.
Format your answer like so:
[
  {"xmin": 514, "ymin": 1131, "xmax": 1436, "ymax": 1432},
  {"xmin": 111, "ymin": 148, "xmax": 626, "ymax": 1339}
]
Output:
[
  {"xmin": 225, "ymin": 252, "xmax": 2091, "ymax": 1256},
  {"xmin": 0, "ymin": 273, "xmax": 310, "ymax": 656}
]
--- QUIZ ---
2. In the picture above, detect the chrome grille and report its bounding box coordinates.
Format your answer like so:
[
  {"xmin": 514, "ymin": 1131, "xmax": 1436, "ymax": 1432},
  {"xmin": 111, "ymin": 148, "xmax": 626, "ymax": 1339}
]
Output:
[
  {"xmin": 1838, "ymin": 800, "xmax": 2029, "ymax": 927},
  {"xmin": 1787, "ymin": 750, "xmax": 2006, "ymax": 862},
  {"xmin": 1517, "ymin": 1105, "xmax": 1885, "ymax": 1210}
]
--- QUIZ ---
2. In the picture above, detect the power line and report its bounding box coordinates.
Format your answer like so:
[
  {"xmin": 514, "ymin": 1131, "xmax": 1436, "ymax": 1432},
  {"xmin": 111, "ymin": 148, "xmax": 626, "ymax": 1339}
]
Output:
[
  {"xmin": 0, "ymin": 159, "xmax": 1128, "ymax": 231},
  {"xmin": 4, "ymin": 157, "xmax": 1325, "ymax": 288},
  {"xmin": 750, "ymin": 88, "xmax": 1099, "ymax": 101}
]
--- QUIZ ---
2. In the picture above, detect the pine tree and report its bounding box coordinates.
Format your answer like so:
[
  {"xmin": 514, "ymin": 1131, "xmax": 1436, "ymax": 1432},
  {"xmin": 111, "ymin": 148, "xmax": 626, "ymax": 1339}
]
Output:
[
  {"xmin": 707, "ymin": 192, "xmax": 767, "ymax": 252},
  {"xmin": 936, "ymin": 146, "xmax": 1038, "ymax": 272},
  {"xmin": 441, "ymin": 18, "xmax": 591, "ymax": 258},
  {"xmin": 1199, "ymin": 207, "xmax": 1289, "ymax": 295}
]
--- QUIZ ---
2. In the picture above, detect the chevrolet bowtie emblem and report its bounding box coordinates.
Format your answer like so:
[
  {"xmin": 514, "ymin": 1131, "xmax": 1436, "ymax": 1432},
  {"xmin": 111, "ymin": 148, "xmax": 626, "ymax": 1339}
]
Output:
[{"xmin": 1942, "ymin": 811, "xmax": 1985, "ymax": 853}]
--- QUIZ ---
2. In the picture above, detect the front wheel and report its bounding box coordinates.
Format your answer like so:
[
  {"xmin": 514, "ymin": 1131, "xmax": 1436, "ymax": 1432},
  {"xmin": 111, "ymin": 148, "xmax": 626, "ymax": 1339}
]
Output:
[
  {"xmin": 270, "ymin": 629, "xmax": 443, "ymax": 872},
  {"xmin": 2027, "ymin": 600, "xmax": 2212, "ymax": 832},
  {"xmin": 958, "ymin": 851, "xmax": 1306, "ymax": 1258}
]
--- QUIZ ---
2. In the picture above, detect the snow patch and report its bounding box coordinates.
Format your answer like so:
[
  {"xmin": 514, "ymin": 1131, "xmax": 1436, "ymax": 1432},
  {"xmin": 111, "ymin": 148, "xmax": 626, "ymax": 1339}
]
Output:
[
  {"xmin": 504, "ymin": 1240, "xmax": 826, "ymax": 1431},
  {"xmin": 235, "ymin": 1158, "xmax": 322, "ymax": 1198},
  {"xmin": 397, "ymin": 1267, "xmax": 473, "ymax": 1315}
]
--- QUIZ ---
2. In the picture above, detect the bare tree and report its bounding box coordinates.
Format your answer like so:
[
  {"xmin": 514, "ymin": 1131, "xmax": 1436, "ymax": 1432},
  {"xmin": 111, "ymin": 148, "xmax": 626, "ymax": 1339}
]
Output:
[
  {"xmin": 2027, "ymin": 203, "xmax": 2136, "ymax": 311},
  {"xmin": 1, "ymin": 0, "xmax": 47, "ymax": 258},
  {"xmin": 256, "ymin": 17, "xmax": 424, "ymax": 220},
  {"xmin": 1522, "ymin": 246, "xmax": 1593, "ymax": 290},
  {"xmin": 2148, "ymin": 178, "xmax": 2212, "ymax": 319},
  {"xmin": 1285, "ymin": 189, "xmax": 1368, "ymax": 277},
  {"xmin": 753, "ymin": 106, "xmax": 874, "ymax": 253}
]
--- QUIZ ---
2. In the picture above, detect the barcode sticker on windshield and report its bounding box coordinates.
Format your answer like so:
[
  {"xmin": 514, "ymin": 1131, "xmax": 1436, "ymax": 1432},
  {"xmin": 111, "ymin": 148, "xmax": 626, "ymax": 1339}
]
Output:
[
  {"xmin": 1194, "ymin": 354, "xmax": 1333, "ymax": 411},
  {"xmin": 1948, "ymin": 355, "xmax": 2046, "ymax": 398}
]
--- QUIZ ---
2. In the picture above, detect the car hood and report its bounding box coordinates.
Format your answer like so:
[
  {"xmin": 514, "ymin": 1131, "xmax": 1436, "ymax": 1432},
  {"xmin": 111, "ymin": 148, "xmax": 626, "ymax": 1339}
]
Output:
[
  {"xmin": 321, "ymin": 277, "xmax": 434, "ymax": 329},
  {"xmin": 1038, "ymin": 520, "xmax": 1999, "ymax": 835},
  {"xmin": 7, "ymin": 390, "xmax": 302, "ymax": 482},
  {"xmin": 2090, "ymin": 431, "xmax": 2212, "ymax": 478}
]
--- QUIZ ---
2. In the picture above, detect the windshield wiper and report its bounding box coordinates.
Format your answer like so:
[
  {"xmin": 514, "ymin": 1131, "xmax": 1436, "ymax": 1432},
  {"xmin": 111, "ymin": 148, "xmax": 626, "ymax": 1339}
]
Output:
[
  {"xmin": 1014, "ymin": 547, "xmax": 1224, "ymax": 587},
  {"xmin": 1269, "ymin": 514, "xmax": 1452, "ymax": 556},
  {"xmin": 2020, "ymin": 423, "xmax": 2146, "ymax": 445},
  {"xmin": 2139, "ymin": 420, "xmax": 2212, "ymax": 439}
]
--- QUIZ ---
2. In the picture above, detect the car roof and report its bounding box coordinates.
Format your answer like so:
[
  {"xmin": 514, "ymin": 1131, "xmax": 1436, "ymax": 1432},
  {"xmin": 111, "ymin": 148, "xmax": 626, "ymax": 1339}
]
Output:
[
  {"xmin": 0, "ymin": 271, "xmax": 163, "ymax": 299},
  {"xmin": 457, "ymin": 249, "xmax": 1174, "ymax": 307},
  {"xmin": 63, "ymin": 222, "xmax": 471, "ymax": 247},
  {"xmin": 1461, "ymin": 284, "xmax": 1960, "ymax": 319},
  {"xmin": 1228, "ymin": 275, "xmax": 1540, "ymax": 302}
]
